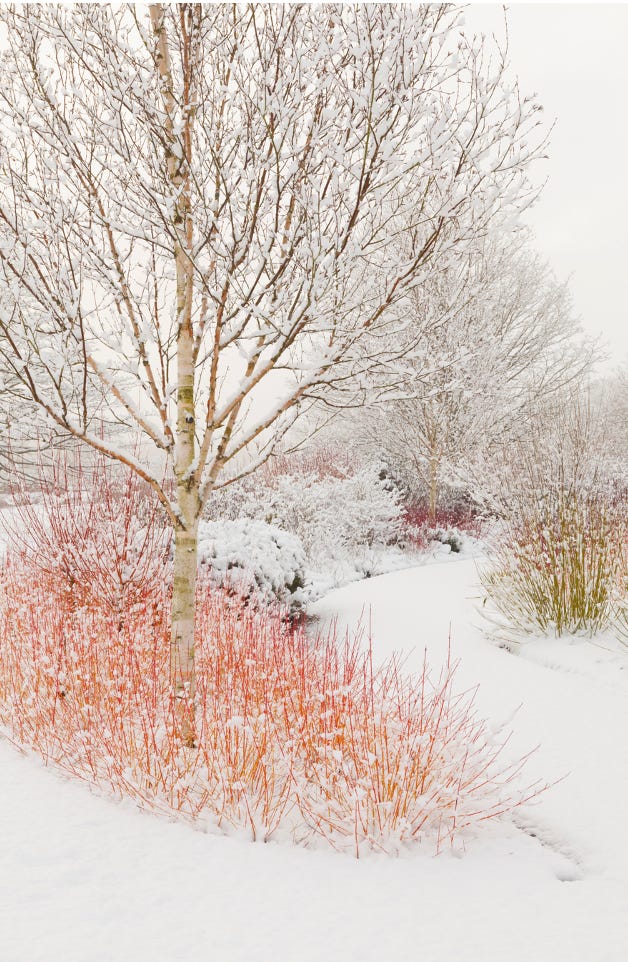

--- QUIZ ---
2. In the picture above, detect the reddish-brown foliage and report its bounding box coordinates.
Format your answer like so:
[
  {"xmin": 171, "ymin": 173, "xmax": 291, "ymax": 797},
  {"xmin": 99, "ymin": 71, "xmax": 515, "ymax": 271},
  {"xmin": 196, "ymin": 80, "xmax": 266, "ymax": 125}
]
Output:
[
  {"xmin": 402, "ymin": 504, "xmax": 485, "ymax": 551},
  {"xmin": 0, "ymin": 449, "xmax": 543, "ymax": 854},
  {"xmin": 3, "ymin": 448, "xmax": 170, "ymax": 614},
  {"xmin": 0, "ymin": 557, "xmax": 544, "ymax": 856},
  {"xmin": 260, "ymin": 442, "xmax": 356, "ymax": 484}
]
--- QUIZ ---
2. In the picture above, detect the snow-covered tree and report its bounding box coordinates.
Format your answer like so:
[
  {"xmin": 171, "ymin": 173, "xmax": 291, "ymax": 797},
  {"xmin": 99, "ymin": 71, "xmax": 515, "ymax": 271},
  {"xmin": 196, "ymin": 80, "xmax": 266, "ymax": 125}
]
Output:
[
  {"xmin": 0, "ymin": 3, "xmax": 546, "ymax": 728},
  {"xmin": 344, "ymin": 235, "xmax": 592, "ymax": 519},
  {"xmin": 589, "ymin": 365, "xmax": 628, "ymax": 483}
]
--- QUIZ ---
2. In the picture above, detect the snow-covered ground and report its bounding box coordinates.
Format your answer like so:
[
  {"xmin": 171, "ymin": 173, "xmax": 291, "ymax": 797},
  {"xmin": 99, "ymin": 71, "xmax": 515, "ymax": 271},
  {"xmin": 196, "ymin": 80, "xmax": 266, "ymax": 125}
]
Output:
[{"xmin": 2, "ymin": 558, "xmax": 627, "ymax": 961}]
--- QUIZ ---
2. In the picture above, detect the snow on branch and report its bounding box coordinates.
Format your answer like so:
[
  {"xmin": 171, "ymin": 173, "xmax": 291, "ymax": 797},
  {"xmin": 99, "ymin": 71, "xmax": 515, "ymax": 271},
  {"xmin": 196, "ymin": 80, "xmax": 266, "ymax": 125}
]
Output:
[{"xmin": 0, "ymin": 3, "xmax": 547, "ymax": 521}]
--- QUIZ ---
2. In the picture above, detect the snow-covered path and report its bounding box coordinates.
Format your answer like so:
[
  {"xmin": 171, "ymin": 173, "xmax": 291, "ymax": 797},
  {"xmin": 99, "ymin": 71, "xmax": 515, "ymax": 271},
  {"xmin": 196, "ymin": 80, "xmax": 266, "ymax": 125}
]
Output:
[
  {"xmin": 2, "ymin": 560, "xmax": 627, "ymax": 961},
  {"xmin": 314, "ymin": 561, "xmax": 628, "ymax": 882}
]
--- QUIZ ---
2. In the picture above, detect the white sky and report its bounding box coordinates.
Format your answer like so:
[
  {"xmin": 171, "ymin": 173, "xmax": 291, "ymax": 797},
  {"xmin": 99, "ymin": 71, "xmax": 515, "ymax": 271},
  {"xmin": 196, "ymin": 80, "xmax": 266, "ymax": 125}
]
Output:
[{"xmin": 464, "ymin": 3, "xmax": 628, "ymax": 369}]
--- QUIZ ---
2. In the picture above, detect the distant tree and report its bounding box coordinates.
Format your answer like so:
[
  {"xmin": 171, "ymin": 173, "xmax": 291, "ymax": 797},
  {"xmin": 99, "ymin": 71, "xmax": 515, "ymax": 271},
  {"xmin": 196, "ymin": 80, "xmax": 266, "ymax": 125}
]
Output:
[
  {"xmin": 0, "ymin": 3, "xmax": 545, "ymax": 733},
  {"xmin": 592, "ymin": 365, "xmax": 628, "ymax": 474},
  {"xmin": 345, "ymin": 235, "xmax": 592, "ymax": 520}
]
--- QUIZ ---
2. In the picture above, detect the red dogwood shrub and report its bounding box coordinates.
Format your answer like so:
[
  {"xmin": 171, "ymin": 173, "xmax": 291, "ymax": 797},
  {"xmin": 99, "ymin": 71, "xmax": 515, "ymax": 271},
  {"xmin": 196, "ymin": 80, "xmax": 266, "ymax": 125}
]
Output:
[
  {"xmin": 0, "ymin": 557, "xmax": 545, "ymax": 856},
  {"xmin": 3, "ymin": 448, "xmax": 170, "ymax": 614},
  {"xmin": 402, "ymin": 503, "xmax": 486, "ymax": 551}
]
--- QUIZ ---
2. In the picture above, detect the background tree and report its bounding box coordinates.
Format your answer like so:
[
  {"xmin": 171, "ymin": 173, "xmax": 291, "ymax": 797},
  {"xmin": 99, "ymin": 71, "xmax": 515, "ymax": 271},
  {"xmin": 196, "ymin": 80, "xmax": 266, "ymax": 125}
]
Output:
[
  {"xmin": 0, "ymin": 3, "xmax": 545, "ymax": 722},
  {"xmin": 341, "ymin": 234, "xmax": 592, "ymax": 519}
]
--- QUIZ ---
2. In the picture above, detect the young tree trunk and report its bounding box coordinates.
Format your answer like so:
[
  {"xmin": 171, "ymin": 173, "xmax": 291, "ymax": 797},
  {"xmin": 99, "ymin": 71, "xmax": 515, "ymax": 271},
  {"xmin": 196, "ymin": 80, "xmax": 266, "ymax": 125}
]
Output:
[
  {"xmin": 171, "ymin": 335, "xmax": 199, "ymax": 743},
  {"xmin": 150, "ymin": 4, "xmax": 200, "ymax": 740},
  {"xmin": 171, "ymin": 514, "xmax": 198, "ymax": 701},
  {"xmin": 429, "ymin": 455, "xmax": 439, "ymax": 525},
  {"xmin": 170, "ymin": 253, "xmax": 198, "ymax": 743}
]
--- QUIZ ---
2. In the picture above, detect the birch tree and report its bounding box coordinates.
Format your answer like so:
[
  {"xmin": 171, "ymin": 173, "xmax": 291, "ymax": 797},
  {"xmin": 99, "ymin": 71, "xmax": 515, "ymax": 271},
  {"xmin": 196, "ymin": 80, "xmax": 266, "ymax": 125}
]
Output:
[{"xmin": 0, "ymin": 3, "xmax": 545, "ymax": 727}]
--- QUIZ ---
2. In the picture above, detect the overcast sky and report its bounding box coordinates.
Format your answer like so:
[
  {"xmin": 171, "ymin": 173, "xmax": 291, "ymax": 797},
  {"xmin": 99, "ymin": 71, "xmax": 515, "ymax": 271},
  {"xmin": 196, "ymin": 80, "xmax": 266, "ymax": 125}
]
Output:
[{"xmin": 464, "ymin": 3, "xmax": 628, "ymax": 370}]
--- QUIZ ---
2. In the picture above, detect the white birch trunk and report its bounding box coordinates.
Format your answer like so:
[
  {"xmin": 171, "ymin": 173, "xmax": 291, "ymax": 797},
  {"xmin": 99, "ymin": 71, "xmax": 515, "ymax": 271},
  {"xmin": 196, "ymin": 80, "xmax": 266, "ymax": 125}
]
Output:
[
  {"xmin": 150, "ymin": 4, "xmax": 200, "ymax": 740},
  {"xmin": 171, "ymin": 514, "xmax": 198, "ymax": 700},
  {"xmin": 170, "ymin": 328, "xmax": 199, "ymax": 742},
  {"xmin": 428, "ymin": 454, "xmax": 439, "ymax": 525},
  {"xmin": 170, "ymin": 214, "xmax": 198, "ymax": 740}
]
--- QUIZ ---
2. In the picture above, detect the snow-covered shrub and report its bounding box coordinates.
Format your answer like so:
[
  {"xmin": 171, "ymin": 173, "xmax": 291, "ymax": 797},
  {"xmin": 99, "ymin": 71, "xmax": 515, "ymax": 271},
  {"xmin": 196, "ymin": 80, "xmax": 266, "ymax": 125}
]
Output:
[
  {"xmin": 2, "ymin": 449, "xmax": 170, "ymax": 614},
  {"xmin": 399, "ymin": 502, "xmax": 486, "ymax": 565},
  {"xmin": 402, "ymin": 503, "xmax": 486, "ymax": 550},
  {"xmin": 197, "ymin": 518, "xmax": 307, "ymax": 612},
  {"xmin": 207, "ymin": 460, "xmax": 404, "ymax": 590},
  {"xmin": 259, "ymin": 442, "xmax": 356, "ymax": 483},
  {"xmin": 432, "ymin": 527, "xmax": 465, "ymax": 553},
  {"xmin": 481, "ymin": 488, "xmax": 626, "ymax": 637},
  {"xmin": 615, "ymin": 593, "xmax": 628, "ymax": 646},
  {"xmin": 0, "ymin": 557, "xmax": 547, "ymax": 856},
  {"xmin": 273, "ymin": 466, "xmax": 403, "ymax": 557}
]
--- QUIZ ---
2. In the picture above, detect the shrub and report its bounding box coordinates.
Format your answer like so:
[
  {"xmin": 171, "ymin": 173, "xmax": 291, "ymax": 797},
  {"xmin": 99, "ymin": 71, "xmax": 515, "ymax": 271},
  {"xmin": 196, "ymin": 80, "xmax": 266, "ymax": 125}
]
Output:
[
  {"xmin": 481, "ymin": 488, "xmax": 626, "ymax": 637},
  {"xmin": 259, "ymin": 442, "xmax": 356, "ymax": 483},
  {"xmin": 615, "ymin": 601, "xmax": 628, "ymax": 645},
  {"xmin": 3, "ymin": 451, "xmax": 307, "ymax": 615},
  {"xmin": 402, "ymin": 504, "xmax": 485, "ymax": 554},
  {"xmin": 0, "ymin": 557, "xmax": 544, "ymax": 856},
  {"xmin": 207, "ymin": 460, "xmax": 405, "ymax": 591},
  {"xmin": 197, "ymin": 518, "xmax": 308, "ymax": 613},
  {"xmin": 2, "ymin": 448, "xmax": 170, "ymax": 616}
]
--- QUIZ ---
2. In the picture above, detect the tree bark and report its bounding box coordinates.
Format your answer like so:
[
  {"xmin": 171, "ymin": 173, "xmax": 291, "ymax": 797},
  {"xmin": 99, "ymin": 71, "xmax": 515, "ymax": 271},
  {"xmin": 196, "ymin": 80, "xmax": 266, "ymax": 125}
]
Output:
[
  {"xmin": 429, "ymin": 455, "xmax": 439, "ymax": 525},
  {"xmin": 171, "ymin": 323, "xmax": 199, "ymax": 743},
  {"xmin": 170, "ymin": 227, "xmax": 198, "ymax": 741},
  {"xmin": 170, "ymin": 320, "xmax": 199, "ymax": 744},
  {"xmin": 171, "ymin": 515, "xmax": 198, "ymax": 701},
  {"xmin": 150, "ymin": 4, "xmax": 200, "ymax": 740}
]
